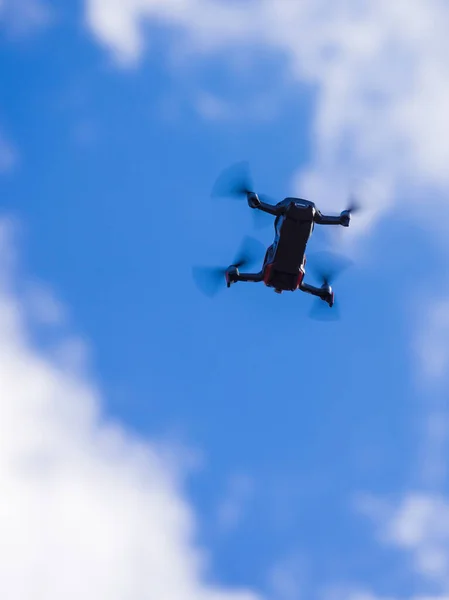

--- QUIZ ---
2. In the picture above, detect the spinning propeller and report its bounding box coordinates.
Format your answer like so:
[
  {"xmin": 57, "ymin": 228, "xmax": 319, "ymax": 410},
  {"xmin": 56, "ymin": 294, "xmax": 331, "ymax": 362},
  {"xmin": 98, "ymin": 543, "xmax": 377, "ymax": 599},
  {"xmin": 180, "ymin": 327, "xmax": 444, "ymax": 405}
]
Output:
[
  {"xmin": 211, "ymin": 161, "xmax": 253, "ymax": 199},
  {"xmin": 192, "ymin": 236, "xmax": 266, "ymax": 298},
  {"xmin": 211, "ymin": 161, "xmax": 276, "ymax": 230},
  {"xmin": 324, "ymin": 191, "xmax": 363, "ymax": 245},
  {"xmin": 344, "ymin": 193, "xmax": 362, "ymax": 215},
  {"xmin": 306, "ymin": 251, "xmax": 353, "ymax": 321}
]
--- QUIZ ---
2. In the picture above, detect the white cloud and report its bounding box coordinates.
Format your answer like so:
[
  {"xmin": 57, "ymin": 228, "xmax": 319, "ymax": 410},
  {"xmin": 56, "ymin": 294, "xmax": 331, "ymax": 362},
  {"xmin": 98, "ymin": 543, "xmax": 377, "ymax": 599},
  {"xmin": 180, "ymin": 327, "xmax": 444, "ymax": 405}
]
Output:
[
  {"xmin": 84, "ymin": 0, "xmax": 449, "ymax": 234},
  {"xmin": 82, "ymin": 0, "xmax": 449, "ymax": 391},
  {"xmin": 357, "ymin": 491, "xmax": 449, "ymax": 591},
  {"xmin": 383, "ymin": 493, "xmax": 449, "ymax": 584},
  {"xmin": 79, "ymin": 5, "xmax": 449, "ymax": 598},
  {"xmin": 320, "ymin": 588, "xmax": 397, "ymax": 600},
  {"xmin": 0, "ymin": 216, "xmax": 262, "ymax": 600},
  {"xmin": 322, "ymin": 590, "xmax": 449, "ymax": 600}
]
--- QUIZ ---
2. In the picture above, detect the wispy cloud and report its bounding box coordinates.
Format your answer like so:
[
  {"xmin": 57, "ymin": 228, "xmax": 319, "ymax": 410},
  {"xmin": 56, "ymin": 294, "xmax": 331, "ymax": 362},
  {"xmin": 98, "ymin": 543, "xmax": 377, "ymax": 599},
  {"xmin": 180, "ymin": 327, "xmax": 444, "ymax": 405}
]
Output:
[
  {"xmin": 354, "ymin": 489, "xmax": 449, "ymax": 598},
  {"xmin": 267, "ymin": 551, "xmax": 304, "ymax": 600},
  {"xmin": 346, "ymin": 297, "xmax": 449, "ymax": 600},
  {"xmin": 82, "ymin": 0, "xmax": 449, "ymax": 393},
  {"xmin": 0, "ymin": 216, "xmax": 261, "ymax": 600},
  {"xmin": 415, "ymin": 299, "xmax": 449, "ymax": 383},
  {"xmin": 194, "ymin": 92, "xmax": 234, "ymax": 122},
  {"xmin": 216, "ymin": 473, "xmax": 254, "ymax": 533},
  {"xmin": 361, "ymin": 491, "xmax": 449, "ymax": 590},
  {"xmin": 0, "ymin": 0, "xmax": 52, "ymax": 36},
  {"xmin": 80, "ymin": 4, "xmax": 449, "ymax": 599},
  {"xmin": 409, "ymin": 297, "xmax": 449, "ymax": 487},
  {"xmin": 22, "ymin": 280, "xmax": 67, "ymax": 326},
  {"xmin": 383, "ymin": 494, "xmax": 449, "ymax": 586},
  {"xmin": 84, "ymin": 1, "xmax": 449, "ymax": 234},
  {"xmin": 0, "ymin": 132, "xmax": 18, "ymax": 173}
]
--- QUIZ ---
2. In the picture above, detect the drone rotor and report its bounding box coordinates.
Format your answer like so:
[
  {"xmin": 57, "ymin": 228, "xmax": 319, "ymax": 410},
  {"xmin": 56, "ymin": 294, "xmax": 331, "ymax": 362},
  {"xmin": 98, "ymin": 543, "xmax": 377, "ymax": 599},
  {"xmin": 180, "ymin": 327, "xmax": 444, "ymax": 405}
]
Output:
[
  {"xmin": 211, "ymin": 162, "xmax": 277, "ymax": 230},
  {"xmin": 344, "ymin": 193, "xmax": 362, "ymax": 215},
  {"xmin": 211, "ymin": 161, "xmax": 254, "ymax": 199},
  {"xmin": 306, "ymin": 251, "xmax": 353, "ymax": 321},
  {"xmin": 192, "ymin": 236, "xmax": 266, "ymax": 297}
]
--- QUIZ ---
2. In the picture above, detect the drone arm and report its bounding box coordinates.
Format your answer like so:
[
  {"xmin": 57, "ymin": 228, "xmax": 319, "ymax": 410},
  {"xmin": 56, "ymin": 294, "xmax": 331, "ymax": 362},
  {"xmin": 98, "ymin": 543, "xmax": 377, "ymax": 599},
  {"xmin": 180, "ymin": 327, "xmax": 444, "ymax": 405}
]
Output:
[
  {"xmin": 258, "ymin": 201, "xmax": 281, "ymax": 216},
  {"xmin": 247, "ymin": 192, "xmax": 283, "ymax": 216},
  {"xmin": 235, "ymin": 271, "xmax": 264, "ymax": 282},
  {"xmin": 299, "ymin": 281, "xmax": 326, "ymax": 298},
  {"xmin": 314, "ymin": 209, "xmax": 347, "ymax": 225}
]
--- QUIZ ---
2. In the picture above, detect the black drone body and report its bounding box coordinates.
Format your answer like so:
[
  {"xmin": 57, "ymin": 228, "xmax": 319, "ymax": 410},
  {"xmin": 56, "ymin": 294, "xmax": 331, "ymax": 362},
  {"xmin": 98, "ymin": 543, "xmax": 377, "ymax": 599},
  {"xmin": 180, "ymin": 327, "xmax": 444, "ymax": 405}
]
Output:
[
  {"xmin": 193, "ymin": 162, "xmax": 358, "ymax": 317},
  {"xmin": 226, "ymin": 193, "xmax": 352, "ymax": 306}
]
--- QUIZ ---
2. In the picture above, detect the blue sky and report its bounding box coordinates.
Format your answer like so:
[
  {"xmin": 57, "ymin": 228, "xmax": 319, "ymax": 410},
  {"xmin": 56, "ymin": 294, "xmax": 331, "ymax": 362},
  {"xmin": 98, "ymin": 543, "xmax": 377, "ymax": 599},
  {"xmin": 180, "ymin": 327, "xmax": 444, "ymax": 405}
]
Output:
[{"xmin": 0, "ymin": 2, "xmax": 449, "ymax": 600}]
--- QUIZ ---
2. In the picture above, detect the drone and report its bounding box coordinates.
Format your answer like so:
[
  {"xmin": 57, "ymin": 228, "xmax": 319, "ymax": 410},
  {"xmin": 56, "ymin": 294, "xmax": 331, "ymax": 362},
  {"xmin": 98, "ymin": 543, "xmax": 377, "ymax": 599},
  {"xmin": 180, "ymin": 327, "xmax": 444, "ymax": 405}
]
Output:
[{"xmin": 193, "ymin": 162, "xmax": 358, "ymax": 318}]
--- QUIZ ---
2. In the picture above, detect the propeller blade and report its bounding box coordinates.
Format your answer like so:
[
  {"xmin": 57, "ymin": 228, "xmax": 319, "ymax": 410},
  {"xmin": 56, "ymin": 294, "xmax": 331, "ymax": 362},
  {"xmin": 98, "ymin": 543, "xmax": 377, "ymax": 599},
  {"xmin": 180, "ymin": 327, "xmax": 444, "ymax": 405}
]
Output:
[
  {"xmin": 322, "ymin": 191, "xmax": 364, "ymax": 246},
  {"xmin": 346, "ymin": 194, "xmax": 362, "ymax": 214},
  {"xmin": 309, "ymin": 297, "xmax": 341, "ymax": 321},
  {"xmin": 192, "ymin": 236, "xmax": 266, "ymax": 297},
  {"xmin": 306, "ymin": 251, "xmax": 353, "ymax": 285},
  {"xmin": 232, "ymin": 235, "xmax": 266, "ymax": 269},
  {"xmin": 343, "ymin": 187, "xmax": 367, "ymax": 214},
  {"xmin": 192, "ymin": 266, "xmax": 226, "ymax": 297},
  {"xmin": 211, "ymin": 161, "xmax": 253, "ymax": 199},
  {"xmin": 305, "ymin": 251, "xmax": 351, "ymax": 320}
]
